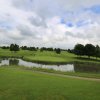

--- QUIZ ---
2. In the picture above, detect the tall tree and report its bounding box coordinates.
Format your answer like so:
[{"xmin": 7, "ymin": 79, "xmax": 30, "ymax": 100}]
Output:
[
  {"xmin": 10, "ymin": 44, "xmax": 15, "ymax": 52},
  {"xmin": 14, "ymin": 44, "xmax": 19, "ymax": 52},
  {"xmin": 84, "ymin": 44, "xmax": 95, "ymax": 58},
  {"xmin": 55, "ymin": 48, "xmax": 61, "ymax": 54},
  {"xmin": 95, "ymin": 45, "xmax": 100, "ymax": 59},
  {"xmin": 10, "ymin": 44, "xmax": 20, "ymax": 52},
  {"xmin": 74, "ymin": 44, "xmax": 84, "ymax": 57}
]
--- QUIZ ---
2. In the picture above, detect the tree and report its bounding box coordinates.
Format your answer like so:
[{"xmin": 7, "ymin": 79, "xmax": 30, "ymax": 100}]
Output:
[
  {"xmin": 74, "ymin": 44, "xmax": 84, "ymax": 57},
  {"xmin": 40, "ymin": 47, "xmax": 44, "ymax": 52},
  {"xmin": 10, "ymin": 44, "xmax": 20, "ymax": 52},
  {"xmin": 84, "ymin": 44, "xmax": 95, "ymax": 58},
  {"xmin": 10, "ymin": 44, "xmax": 15, "ymax": 52},
  {"xmin": 14, "ymin": 44, "xmax": 19, "ymax": 52},
  {"xmin": 21, "ymin": 46, "xmax": 28, "ymax": 50},
  {"xmin": 55, "ymin": 48, "xmax": 61, "ymax": 54},
  {"xmin": 95, "ymin": 45, "xmax": 100, "ymax": 59},
  {"xmin": 1, "ymin": 46, "xmax": 9, "ymax": 49}
]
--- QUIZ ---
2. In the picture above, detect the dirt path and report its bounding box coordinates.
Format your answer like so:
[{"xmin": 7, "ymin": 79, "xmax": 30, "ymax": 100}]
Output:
[{"xmin": 34, "ymin": 71, "xmax": 100, "ymax": 82}]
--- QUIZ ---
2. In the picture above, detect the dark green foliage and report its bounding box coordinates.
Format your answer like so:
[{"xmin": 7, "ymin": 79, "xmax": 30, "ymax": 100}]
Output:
[
  {"xmin": 74, "ymin": 43, "xmax": 100, "ymax": 59},
  {"xmin": 84, "ymin": 44, "xmax": 95, "ymax": 58},
  {"xmin": 55, "ymin": 48, "xmax": 61, "ymax": 54},
  {"xmin": 10, "ymin": 44, "xmax": 20, "ymax": 52},
  {"xmin": 21, "ymin": 46, "xmax": 37, "ymax": 51},
  {"xmin": 0, "ymin": 46, "xmax": 9, "ymax": 49},
  {"xmin": 74, "ymin": 44, "xmax": 84, "ymax": 56},
  {"xmin": 28, "ymin": 47, "xmax": 37, "ymax": 51},
  {"xmin": 14, "ymin": 44, "xmax": 20, "ymax": 52},
  {"xmin": 40, "ymin": 47, "xmax": 54, "ymax": 52},
  {"xmin": 21, "ymin": 46, "xmax": 27, "ymax": 50},
  {"xmin": 95, "ymin": 45, "xmax": 100, "ymax": 58},
  {"xmin": 67, "ymin": 49, "xmax": 74, "ymax": 53},
  {"xmin": 10, "ymin": 44, "xmax": 15, "ymax": 51}
]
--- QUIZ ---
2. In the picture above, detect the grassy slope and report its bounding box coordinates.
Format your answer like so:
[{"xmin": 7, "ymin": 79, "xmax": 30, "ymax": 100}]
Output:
[
  {"xmin": 0, "ymin": 48, "xmax": 100, "ymax": 64},
  {"xmin": 0, "ymin": 49, "xmax": 100, "ymax": 78},
  {"xmin": 0, "ymin": 67, "xmax": 100, "ymax": 100}
]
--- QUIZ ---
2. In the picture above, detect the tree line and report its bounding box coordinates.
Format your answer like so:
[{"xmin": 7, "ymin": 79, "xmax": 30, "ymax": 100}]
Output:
[
  {"xmin": 74, "ymin": 44, "xmax": 100, "ymax": 58},
  {"xmin": 0, "ymin": 43, "xmax": 100, "ymax": 57},
  {"xmin": 21, "ymin": 46, "xmax": 61, "ymax": 54},
  {"xmin": 40, "ymin": 47, "xmax": 61, "ymax": 54},
  {"xmin": 0, "ymin": 44, "xmax": 61, "ymax": 54}
]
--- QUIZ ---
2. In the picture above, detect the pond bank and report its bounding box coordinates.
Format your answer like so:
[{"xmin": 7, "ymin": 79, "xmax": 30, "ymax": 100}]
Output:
[
  {"xmin": 0, "ymin": 64, "xmax": 100, "ymax": 79},
  {"xmin": 0, "ymin": 58, "xmax": 100, "ymax": 73}
]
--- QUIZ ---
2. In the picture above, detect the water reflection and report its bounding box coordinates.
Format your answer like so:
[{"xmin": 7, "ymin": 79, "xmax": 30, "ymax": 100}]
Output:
[
  {"xmin": 74, "ymin": 63, "xmax": 100, "ymax": 73},
  {"xmin": 9, "ymin": 59, "xmax": 19, "ymax": 65},
  {"xmin": 0, "ymin": 58, "xmax": 74, "ymax": 72},
  {"xmin": 0, "ymin": 58, "xmax": 100, "ymax": 73}
]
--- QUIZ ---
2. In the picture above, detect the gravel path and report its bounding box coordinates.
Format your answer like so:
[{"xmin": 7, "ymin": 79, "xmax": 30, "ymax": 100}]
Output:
[{"xmin": 34, "ymin": 71, "xmax": 100, "ymax": 82}]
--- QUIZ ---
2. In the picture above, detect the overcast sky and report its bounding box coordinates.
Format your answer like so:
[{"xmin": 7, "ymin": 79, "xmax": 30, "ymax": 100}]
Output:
[{"xmin": 0, "ymin": 0, "xmax": 100, "ymax": 48}]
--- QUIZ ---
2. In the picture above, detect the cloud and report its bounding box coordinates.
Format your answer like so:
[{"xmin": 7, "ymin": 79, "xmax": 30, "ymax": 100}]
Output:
[{"xmin": 0, "ymin": 0, "xmax": 100, "ymax": 48}]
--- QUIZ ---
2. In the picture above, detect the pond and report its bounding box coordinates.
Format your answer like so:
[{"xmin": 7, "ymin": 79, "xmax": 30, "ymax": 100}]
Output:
[{"xmin": 0, "ymin": 58, "xmax": 100, "ymax": 73}]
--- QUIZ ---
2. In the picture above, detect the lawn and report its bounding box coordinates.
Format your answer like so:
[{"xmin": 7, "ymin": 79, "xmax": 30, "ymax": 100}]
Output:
[
  {"xmin": 0, "ymin": 67, "xmax": 100, "ymax": 100},
  {"xmin": 0, "ymin": 48, "xmax": 100, "ymax": 64}
]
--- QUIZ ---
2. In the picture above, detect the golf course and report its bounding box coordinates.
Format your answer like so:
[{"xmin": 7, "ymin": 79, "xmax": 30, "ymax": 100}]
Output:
[
  {"xmin": 0, "ymin": 0, "xmax": 100, "ymax": 99},
  {"xmin": 0, "ymin": 48, "xmax": 100, "ymax": 100}
]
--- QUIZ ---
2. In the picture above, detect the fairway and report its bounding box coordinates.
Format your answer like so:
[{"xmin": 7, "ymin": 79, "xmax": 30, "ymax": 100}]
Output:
[
  {"xmin": 0, "ymin": 0, "xmax": 100, "ymax": 100},
  {"xmin": 0, "ymin": 48, "xmax": 100, "ymax": 64},
  {"xmin": 0, "ymin": 67, "xmax": 100, "ymax": 100}
]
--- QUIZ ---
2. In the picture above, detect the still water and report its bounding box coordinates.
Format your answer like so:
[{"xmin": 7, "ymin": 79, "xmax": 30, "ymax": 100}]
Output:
[
  {"xmin": 0, "ymin": 58, "xmax": 74, "ymax": 72},
  {"xmin": 0, "ymin": 58, "xmax": 100, "ymax": 73}
]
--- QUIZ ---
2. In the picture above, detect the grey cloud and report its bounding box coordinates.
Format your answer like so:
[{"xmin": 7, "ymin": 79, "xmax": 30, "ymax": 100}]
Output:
[
  {"xmin": 17, "ymin": 25, "xmax": 33, "ymax": 36},
  {"xmin": 12, "ymin": 0, "xmax": 33, "ymax": 11},
  {"xmin": 65, "ymin": 31, "xmax": 86, "ymax": 39},
  {"xmin": 16, "ymin": 24, "xmax": 44, "ymax": 40},
  {"xmin": 12, "ymin": 0, "xmax": 64, "ymax": 18},
  {"xmin": 0, "ymin": 0, "xmax": 100, "ymax": 48},
  {"xmin": 29, "ymin": 16, "xmax": 47, "ymax": 27}
]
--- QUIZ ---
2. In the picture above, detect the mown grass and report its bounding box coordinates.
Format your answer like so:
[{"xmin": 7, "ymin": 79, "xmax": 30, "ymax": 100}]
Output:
[
  {"xmin": 0, "ymin": 48, "xmax": 100, "ymax": 79},
  {"xmin": 3, "ymin": 65, "xmax": 100, "ymax": 79},
  {"xmin": 0, "ymin": 66, "xmax": 100, "ymax": 100},
  {"xmin": 0, "ymin": 48, "xmax": 100, "ymax": 64}
]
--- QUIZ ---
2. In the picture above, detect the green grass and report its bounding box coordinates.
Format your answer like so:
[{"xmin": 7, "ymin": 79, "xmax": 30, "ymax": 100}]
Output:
[
  {"xmin": 30, "ymin": 67, "xmax": 100, "ymax": 79},
  {"xmin": 0, "ymin": 66, "xmax": 100, "ymax": 100},
  {"xmin": 0, "ymin": 49, "xmax": 100, "ymax": 78},
  {"xmin": 1, "ymin": 65, "xmax": 100, "ymax": 79},
  {"xmin": 0, "ymin": 49, "xmax": 100, "ymax": 100},
  {"xmin": 0, "ymin": 48, "xmax": 100, "ymax": 64}
]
